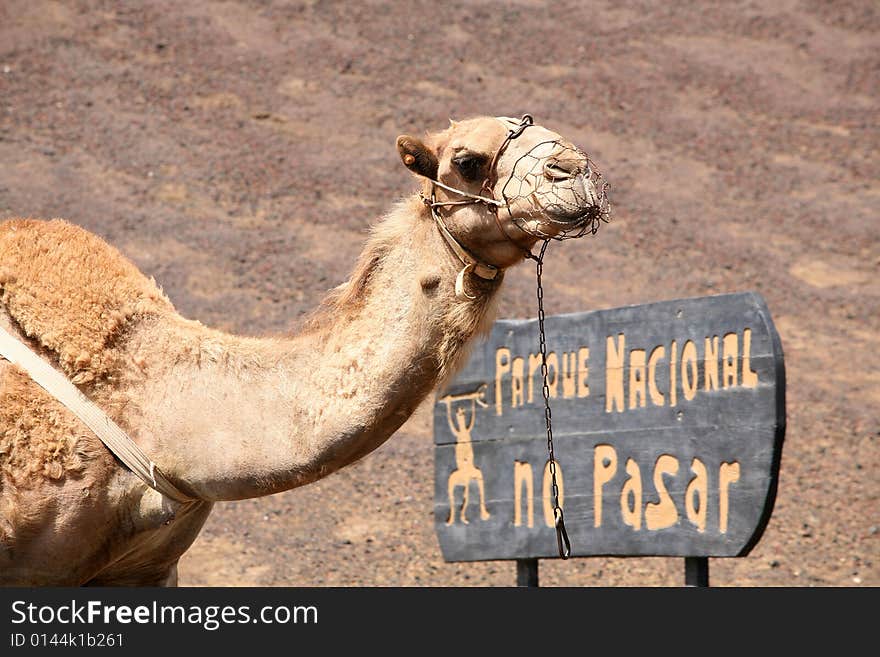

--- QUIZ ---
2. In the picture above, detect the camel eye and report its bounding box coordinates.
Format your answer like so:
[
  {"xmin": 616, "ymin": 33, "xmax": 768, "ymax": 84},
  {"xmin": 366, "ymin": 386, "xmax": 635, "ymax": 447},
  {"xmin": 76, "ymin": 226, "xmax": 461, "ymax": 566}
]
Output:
[{"xmin": 452, "ymin": 153, "xmax": 486, "ymax": 181}]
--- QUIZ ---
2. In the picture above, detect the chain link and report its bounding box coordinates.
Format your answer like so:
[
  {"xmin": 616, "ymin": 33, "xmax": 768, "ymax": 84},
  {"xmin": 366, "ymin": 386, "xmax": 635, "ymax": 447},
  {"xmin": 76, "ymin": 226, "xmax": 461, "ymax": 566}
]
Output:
[{"xmin": 533, "ymin": 239, "xmax": 571, "ymax": 559}]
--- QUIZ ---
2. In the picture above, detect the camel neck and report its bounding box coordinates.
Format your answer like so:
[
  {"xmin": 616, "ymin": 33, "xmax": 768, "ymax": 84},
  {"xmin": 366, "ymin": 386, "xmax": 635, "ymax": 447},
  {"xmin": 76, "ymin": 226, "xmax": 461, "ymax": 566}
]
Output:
[{"xmin": 132, "ymin": 198, "xmax": 502, "ymax": 501}]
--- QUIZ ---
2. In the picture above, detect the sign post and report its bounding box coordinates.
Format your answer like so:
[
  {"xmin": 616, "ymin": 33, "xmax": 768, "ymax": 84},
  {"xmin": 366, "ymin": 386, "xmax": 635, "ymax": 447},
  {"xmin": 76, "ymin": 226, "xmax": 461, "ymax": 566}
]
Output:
[
  {"xmin": 433, "ymin": 292, "xmax": 785, "ymax": 585},
  {"xmin": 685, "ymin": 556, "xmax": 710, "ymax": 587},
  {"xmin": 516, "ymin": 559, "xmax": 538, "ymax": 587}
]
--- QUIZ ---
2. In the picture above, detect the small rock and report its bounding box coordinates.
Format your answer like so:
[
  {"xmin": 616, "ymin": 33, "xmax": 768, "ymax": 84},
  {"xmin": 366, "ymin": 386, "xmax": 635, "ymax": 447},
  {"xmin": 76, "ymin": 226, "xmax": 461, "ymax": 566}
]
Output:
[{"xmin": 769, "ymin": 559, "xmax": 780, "ymax": 568}]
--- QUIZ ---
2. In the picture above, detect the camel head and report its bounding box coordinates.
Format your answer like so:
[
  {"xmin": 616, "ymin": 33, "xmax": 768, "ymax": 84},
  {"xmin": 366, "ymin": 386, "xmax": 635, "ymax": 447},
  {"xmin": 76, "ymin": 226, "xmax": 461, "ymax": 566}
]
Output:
[{"xmin": 397, "ymin": 115, "xmax": 610, "ymax": 270}]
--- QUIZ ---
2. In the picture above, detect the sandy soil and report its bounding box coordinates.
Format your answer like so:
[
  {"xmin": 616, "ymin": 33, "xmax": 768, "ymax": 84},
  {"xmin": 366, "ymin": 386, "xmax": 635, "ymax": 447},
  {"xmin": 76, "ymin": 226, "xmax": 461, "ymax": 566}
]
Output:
[{"xmin": 0, "ymin": 0, "xmax": 876, "ymax": 586}]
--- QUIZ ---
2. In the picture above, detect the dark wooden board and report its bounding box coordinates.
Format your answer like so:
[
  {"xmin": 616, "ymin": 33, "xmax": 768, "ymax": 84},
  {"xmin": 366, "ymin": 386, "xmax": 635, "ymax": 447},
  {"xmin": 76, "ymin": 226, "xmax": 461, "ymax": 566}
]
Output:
[{"xmin": 433, "ymin": 292, "xmax": 785, "ymax": 561}]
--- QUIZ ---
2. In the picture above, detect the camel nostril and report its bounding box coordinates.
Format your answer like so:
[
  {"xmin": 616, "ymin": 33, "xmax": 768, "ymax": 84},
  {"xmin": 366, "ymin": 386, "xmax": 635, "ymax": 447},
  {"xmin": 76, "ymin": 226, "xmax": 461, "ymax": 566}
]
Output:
[{"xmin": 543, "ymin": 158, "xmax": 582, "ymax": 181}]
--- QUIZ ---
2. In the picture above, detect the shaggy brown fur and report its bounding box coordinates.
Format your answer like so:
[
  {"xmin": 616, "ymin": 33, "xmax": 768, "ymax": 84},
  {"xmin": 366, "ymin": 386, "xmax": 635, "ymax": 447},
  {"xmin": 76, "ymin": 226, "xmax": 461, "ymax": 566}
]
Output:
[
  {"xmin": 0, "ymin": 363, "xmax": 114, "ymax": 544},
  {"xmin": 0, "ymin": 365, "xmax": 94, "ymax": 485},
  {"xmin": 0, "ymin": 219, "xmax": 173, "ymax": 383}
]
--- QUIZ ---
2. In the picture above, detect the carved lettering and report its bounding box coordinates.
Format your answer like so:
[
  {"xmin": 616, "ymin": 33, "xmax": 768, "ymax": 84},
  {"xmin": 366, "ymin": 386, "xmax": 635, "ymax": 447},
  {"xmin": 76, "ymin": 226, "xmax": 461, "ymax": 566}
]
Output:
[
  {"xmin": 495, "ymin": 347, "xmax": 510, "ymax": 416},
  {"xmin": 704, "ymin": 336, "xmax": 719, "ymax": 391},
  {"xmin": 593, "ymin": 444, "xmax": 617, "ymax": 527},
  {"xmin": 513, "ymin": 461, "xmax": 534, "ymax": 528},
  {"xmin": 681, "ymin": 340, "xmax": 698, "ymax": 401},
  {"xmin": 742, "ymin": 328, "xmax": 758, "ymax": 388},
  {"xmin": 648, "ymin": 345, "xmax": 666, "ymax": 406},
  {"xmin": 560, "ymin": 351, "xmax": 576, "ymax": 399},
  {"xmin": 606, "ymin": 334, "xmax": 625, "ymax": 413},
  {"xmin": 542, "ymin": 460, "xmax": 564, "ymax": 528},
  {"xmin": 645, "ymin": 455, "xmax": 680, "ymax": 530},
  {"xmin": 546, "ymin": 352, "xmax": 559, "ymax": 398},
  {"xmin": 629, "ymin": 348, "xmax": 647, "ymax": 409},
  {"xmin": 723, "ymin": 333, "xmax": 738, "ymax": 388},
  {"xmin": 621, "ymin": 458, "xmax": 643, "ymax": 530},
  {"xmin": 685, "ymin": 458, "xmax": 708, "ymax": 533},
  {"xmin": 577, "ymin": 347, "xmax": 590, "ymax": 398},
  {"xmin": 719, "ymin": 461, "xmax": 740, "ymax": 533},
  {"xmin": 511, "ymin": 356, "xmax": 525, "ymax": 408},
  {"xmin": 527, "ymin": 353, "xmax": 542, "ymax": 403}
]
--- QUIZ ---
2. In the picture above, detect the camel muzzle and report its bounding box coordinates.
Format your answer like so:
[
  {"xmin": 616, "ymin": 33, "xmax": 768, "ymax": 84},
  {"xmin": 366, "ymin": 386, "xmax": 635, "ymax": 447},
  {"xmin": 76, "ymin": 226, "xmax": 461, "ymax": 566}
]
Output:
[
  {"xmin": 419, "ymin": 116, "xmax": 611, "ymax": 287},
  {"xmin": 501, "ymin": 140, "xmax": 611, "ymax": 240}
]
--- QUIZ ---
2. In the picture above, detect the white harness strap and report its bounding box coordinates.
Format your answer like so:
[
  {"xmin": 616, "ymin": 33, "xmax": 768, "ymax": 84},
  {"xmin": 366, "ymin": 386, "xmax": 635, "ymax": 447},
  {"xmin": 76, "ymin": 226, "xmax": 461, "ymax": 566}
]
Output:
[
  {"xmin": 432, "ymin": 211, "xmax": 499, "ymax": 282},
  {"xmin": 0, "ymin": 324, "xmax": 194, "ymax": 503}
]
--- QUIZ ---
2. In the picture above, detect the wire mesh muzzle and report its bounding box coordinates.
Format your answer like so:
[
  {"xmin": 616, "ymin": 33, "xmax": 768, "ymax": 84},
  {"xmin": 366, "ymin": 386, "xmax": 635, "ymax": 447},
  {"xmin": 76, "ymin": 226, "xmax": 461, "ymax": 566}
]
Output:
[{"xmin": 500, "ymin": 140, "xmax": 611, "ymax": 240}]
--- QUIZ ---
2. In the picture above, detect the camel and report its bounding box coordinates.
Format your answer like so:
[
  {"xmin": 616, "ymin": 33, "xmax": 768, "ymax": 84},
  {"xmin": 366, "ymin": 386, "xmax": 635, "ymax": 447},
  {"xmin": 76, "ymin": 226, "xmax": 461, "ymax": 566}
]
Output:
[{"xmin": 0, "ymin": 115, "xmax": 607, "ymax": 585}]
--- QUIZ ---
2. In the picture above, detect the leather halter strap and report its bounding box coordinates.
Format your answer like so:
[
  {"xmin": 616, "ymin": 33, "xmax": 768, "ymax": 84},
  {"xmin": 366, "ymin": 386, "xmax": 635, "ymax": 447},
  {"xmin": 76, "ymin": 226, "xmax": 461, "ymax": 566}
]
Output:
[
  {"xmin": 421, "ymin": 115, "xmax": 537, "ymax": 297},
  {"xmin": 430, "ymin": 204, "xmax": 499, "ymax": 281},
  {"xmin": 481, "ymin": 114, "xmax": 534, "ymax": 195},
  {"xmin": 0, "ymin": 324, "xmax": 195, "ymax": 503}
]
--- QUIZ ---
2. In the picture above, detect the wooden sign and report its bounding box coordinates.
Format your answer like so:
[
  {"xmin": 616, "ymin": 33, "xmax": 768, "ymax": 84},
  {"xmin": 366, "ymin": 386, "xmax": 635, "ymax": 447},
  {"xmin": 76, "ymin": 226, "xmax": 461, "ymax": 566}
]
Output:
[{"xmin": 433, "ymin": 292, "xmax": 785, "ymax": 561}]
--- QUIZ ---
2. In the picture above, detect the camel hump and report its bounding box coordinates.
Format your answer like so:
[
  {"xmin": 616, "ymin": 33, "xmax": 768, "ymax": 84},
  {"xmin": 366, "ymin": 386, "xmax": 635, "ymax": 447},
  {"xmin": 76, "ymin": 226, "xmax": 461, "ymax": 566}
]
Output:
[{"xmin": 0, "ymin": 218, "xmax": 174, "ymax": 380}]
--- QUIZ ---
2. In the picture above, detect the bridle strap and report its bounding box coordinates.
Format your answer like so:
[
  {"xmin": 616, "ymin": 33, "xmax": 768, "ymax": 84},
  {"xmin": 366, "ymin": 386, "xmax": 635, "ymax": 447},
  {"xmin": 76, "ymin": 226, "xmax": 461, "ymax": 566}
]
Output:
[
  {"xmin": 0, "ymin": 324, "xmax": 195, "ymax": 504},
  {"xmin": 482, "ymin": 113, "xmax": 534, "ymax": 195},
  {"xmin": 429, "ymin": 202, "xmax": 499, "ymax": 282},
  {"xmin": 429, "ymin": 178, "xmax": 504, "ymax": 208},
  {"xmin": 421, "ymin": 114, "xmax": 538, "ymax": 293}
]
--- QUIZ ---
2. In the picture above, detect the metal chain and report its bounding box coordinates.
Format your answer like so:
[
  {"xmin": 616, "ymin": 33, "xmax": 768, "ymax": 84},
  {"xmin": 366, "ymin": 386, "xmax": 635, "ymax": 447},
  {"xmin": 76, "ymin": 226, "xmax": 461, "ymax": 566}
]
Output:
[{"xmin": 533, "ymin": 239, "xmax": 571, "ymax": 559}]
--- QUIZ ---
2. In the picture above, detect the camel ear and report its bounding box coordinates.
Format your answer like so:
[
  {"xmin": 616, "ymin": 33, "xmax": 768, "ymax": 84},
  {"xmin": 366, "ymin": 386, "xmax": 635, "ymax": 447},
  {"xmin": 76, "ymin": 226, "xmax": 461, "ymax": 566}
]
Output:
[{"xmin": 396, "ymin": 135, "xmax": 438, "ymax": 180}]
